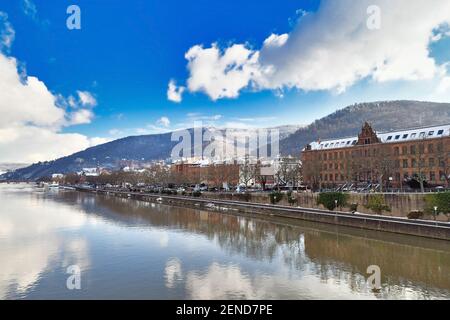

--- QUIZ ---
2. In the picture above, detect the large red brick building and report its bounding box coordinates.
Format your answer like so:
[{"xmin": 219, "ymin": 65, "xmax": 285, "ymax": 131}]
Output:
[{"xmin": 301, "ymin": 122, "xmax": 450, "ymax": 190}]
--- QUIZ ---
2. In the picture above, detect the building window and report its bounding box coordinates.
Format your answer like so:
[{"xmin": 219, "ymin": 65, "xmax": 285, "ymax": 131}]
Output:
[
  {"xmin": 403, "ymin": 134, "xmax": 408, "ymax": 139},
  {"xmin": 428, "ymin": 131, "xmax": 434, "ymax": 136},
  {"xmin": 428, "ymin": 144, "xmax": 434, "ymax": 153},
  {"xmin": 412, "ymin": 159, "xmax": 417, "ymax": 168},
  {"xmin": 429, "ymin": 158, "xmax": 435, "ymax": 167},
  {"xmin": 335, "ymin": 174, "xmax": 339, "ymax": 181},
  {"xmin": 411, "ymin": 133, "xmax": 417, "ymax": 139},
  {"xmin": 402, "ymin": 146, "xmax": 408, "ymax": 155},
  {"xmin": 437, "ymin": 129, "xmax": 444, "ymax": 135},
  {"xmin": 430, "ymin": 172, "xmax": 436, "ymax": 181},
  {"xmin": 403, "ymin": 159, "xmax": 408, "ymax": 168},
  {"xmin": 420, "ymin": 159, "xmax": 425, "ymax": 168},
  {"xmin": 410, "ymin": 145, "xmax": 416, "ymax": 155},
  {"xmin": 394, "ymin": 147, "xmax": 399, "ymax": 155},
  {"xmin": 437, "ymin": 143, "xmax": 444, "ymax": 152},
  {"xmin": 395, "ymin": 135, "xmax": 400, "ymax": 140},
  {"xmin": 419, "ymin": 144, "xmax": 424, "ymax": 154},
  {"xmin": 419, "ymin": 132, "xmax": 426, "ymax": 138},
  {"xmin": 387, "ymin": 136, "xmax": 392, "ymax": 141},
  {"xmin": 324, "ymin": 154, "xmax": 327, "ymax": 160}
]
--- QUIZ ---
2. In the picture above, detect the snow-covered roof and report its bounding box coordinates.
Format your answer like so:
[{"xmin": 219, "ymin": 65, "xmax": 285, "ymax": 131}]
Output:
[{"xmin": 307, "ymin": 124, "xmax": 450, "ymax": 151}]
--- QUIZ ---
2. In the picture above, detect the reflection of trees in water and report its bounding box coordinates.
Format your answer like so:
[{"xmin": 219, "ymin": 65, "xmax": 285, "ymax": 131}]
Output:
[
  {"xmin": 304, "ymin": 232, "xmax": 450, "ymax": 292},
  {"xmin": 58, "ymin": 191, "xmax": 450, "ymax": 295}
]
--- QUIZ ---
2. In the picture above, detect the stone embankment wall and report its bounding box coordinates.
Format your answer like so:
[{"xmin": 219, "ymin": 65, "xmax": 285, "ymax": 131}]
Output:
[{"xmin": 201, "ymin": 192, "xmax": 447, "ymax": 221}]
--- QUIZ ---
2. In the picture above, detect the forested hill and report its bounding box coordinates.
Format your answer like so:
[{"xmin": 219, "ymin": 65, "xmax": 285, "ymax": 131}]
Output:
[{"xmin": 280, "ymin": 100, "xmax": 450, "ymax": 156}]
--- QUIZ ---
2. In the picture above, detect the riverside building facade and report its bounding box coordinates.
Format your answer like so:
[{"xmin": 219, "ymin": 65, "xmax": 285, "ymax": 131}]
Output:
[{"xmin": 301, "ymin": 122, "xmax": 450, "ymax": 190}]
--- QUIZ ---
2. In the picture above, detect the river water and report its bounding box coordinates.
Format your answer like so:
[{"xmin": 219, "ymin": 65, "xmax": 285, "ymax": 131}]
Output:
[{"xmin": 0, "ymin": 184, "xmax": 449, "ymax": 300}]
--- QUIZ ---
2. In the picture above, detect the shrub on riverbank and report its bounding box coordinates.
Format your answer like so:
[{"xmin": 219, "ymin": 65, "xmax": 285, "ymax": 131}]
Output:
[
  {"xmin": 192, "ymin": 191, "xmax": 202, "ymax": 197},
  {"xmin": 317, "ymin": 192, "xmax": 349, "ymax": 211},
  {"xmin": 424, "ymin": 192, "xmax": 450, "ymax": 218},
  {"xmin": 365, "ymin": 194, "xmax": 391, "ymax": 215},
  {"xmin": 349, "ymin": 203, "xmax": 358, "ymax": 212},
  {"xmin": 407, "ymin": 210, "xmax": 424, "ymax": 220},
  {"xmin": 269, "ymin": 192, "xmax": 283, "ymax": 204},
  {"xmin": 287, "ymin": 191, "xmax": 297, "ymax": 206}
]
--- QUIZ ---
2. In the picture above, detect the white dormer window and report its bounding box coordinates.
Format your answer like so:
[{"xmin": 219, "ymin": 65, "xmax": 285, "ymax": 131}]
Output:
[
  {"xmin": 428, "ymin": 131, "xmax": 434, "ymax": 136},
  {"xmin": 437, "ymin": 130, "xmax": 444, "ymax": 135},
  {"xmin": 419, "ymin": 132, "xmax": 426, "ymax": 138}
]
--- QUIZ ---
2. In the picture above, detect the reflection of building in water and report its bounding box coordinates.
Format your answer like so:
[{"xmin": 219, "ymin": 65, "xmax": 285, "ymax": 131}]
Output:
[{"xmin": 303, "ymin": 232, "xmax": 450, "ymax": 291}]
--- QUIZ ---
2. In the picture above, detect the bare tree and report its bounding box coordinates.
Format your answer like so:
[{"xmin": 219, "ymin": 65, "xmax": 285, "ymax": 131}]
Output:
[
  {"xmin": 436, "ymin": 138, "xmax": 450, "ymax": 187},
  {"xmin": 239, "ymin": 156, "xmax": 256, "ymax": 188}
]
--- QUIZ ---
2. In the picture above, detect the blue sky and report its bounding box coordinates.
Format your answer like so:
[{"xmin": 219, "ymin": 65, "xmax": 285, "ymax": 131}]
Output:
[{"xmin": 1, "ymin": 0, "xmax": 450, "ymax": 162}]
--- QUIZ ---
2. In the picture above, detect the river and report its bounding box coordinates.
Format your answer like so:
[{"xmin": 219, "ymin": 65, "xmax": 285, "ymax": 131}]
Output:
[{"xmin": 0, "ymin": 184, "xmax": 449, "ymax": 299}]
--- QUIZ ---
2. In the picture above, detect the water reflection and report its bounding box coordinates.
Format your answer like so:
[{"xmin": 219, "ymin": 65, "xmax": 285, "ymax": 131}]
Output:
[{"xmin": 0, "ymin": 184, "xmax": 449, "ymax": 299}]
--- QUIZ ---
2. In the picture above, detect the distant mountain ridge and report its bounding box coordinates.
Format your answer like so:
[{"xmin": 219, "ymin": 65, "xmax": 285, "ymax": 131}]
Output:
[
  {"xmin": 3, "ymin": 100, "xmax": 450, "ymax": 181},
  {"xmin": 1, "ymin": 125, "xmax": 300, "ymax": 181}
]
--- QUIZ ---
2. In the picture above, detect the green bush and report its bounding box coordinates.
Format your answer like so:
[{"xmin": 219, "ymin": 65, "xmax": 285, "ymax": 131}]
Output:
[
  {"xmin": 407, "ymin": 210, "xmax": 424, "ymax": 220},
  {"xmin": 192, "ymin": 191, "xmax": 202, "ymax": 197},
  {"xmin": 424, "ymin": 192, "xmax": 450, "ymax": 217},
  {"xmin": 349, "ymin": 203, "xmax": 358, "ymax": 212},
  {"xmin": 317, "ymin": 192, "xmax": 349, "ymax": 210},
  {"xmin": 287, "ymin": 191, "xmax": 296, "ymax": 206},
  {"xmin": 269, "ymin": 192, "xmax": 284, "ymax": 204},
  {"xmin": 365, "ymin": 194, "xmax": 391, "ymax": 215}
]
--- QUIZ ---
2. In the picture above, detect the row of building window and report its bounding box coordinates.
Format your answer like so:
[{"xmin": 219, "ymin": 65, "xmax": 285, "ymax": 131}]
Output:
[
  {"xmin": 319, "ymin": 130, "xmax": 445, "ymax": 150},
  {"xmin": 320, "ymin": 171, "xmax": 446, "ymax": 182},
  {"xmin": 385, "ymin": 129, "xmax": 445, "ymax": 142},
  {"xmin": 318, "ymin": 143, "xmax": 445, "ymax": 161},
  {"xmin": 321, "ymin": 157, "xmax": 446, "ymax": 171}
]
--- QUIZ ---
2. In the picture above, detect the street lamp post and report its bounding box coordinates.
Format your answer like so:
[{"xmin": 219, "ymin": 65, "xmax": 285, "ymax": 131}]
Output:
[
  {"xmin": 434, "ymin": 206, "xmax": 438, "ymax": 222},
  {"xmin": 335, "ymin": 199, "xmax": 338, "ymax": 213}
]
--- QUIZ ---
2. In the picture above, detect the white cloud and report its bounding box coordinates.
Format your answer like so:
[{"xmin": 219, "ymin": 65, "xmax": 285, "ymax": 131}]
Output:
[
  {"xmin": 436, "ymin": 76, "xmax": 450, "ymax": 94},
  {"xmin": 77, "ymin": 90, "xmax": 97, "ymax": 107},
  {"xmin": 108, "ymin": 128, "xmax": 122, "ymax": 136},
  {"xmin": 0, "ymin": 14, "xmax": 104, "ymax": 163},
  {"xmin": 0, "ymin": 12, "xmax": 14, "ymax": 51},
  {"xmin": 157, "ymin": 116, "xmax": 170, "ymax": 127},
  {"xmin": 22, "ymin": 0, "xmax": 37, "ymax": 20},
  {"xmin": 263, "ymin": 33, "xmax": 289, "ymax": 48},
  {"xmin": 177, "ymin": 0, "xmax": 450, "ymax": 100},
  {"xmin": 67, "ymin": 109, "xmax": 94, "ymax": 125},
  {"xmin": 185, "ymin": 44, "xmax": 261, "ymax": 100},
  {"xmin": 167, "ymin": 80, "xmax": 185, "ymax": 103}
]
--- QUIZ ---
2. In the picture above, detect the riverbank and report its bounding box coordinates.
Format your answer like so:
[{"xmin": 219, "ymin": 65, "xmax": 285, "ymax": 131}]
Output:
[{"xmin": 76, "ymin": 187, "xmax": 450, "ymax": 241}]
